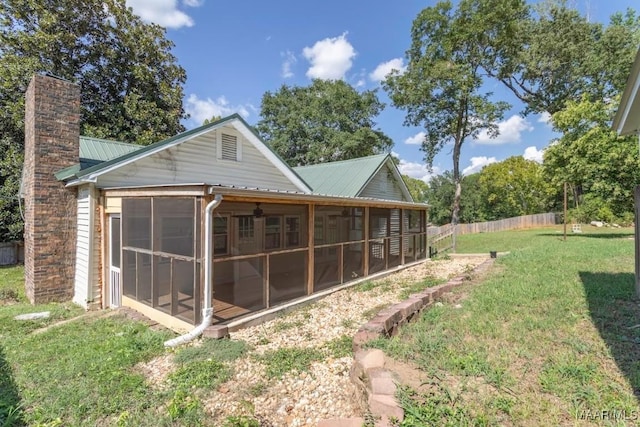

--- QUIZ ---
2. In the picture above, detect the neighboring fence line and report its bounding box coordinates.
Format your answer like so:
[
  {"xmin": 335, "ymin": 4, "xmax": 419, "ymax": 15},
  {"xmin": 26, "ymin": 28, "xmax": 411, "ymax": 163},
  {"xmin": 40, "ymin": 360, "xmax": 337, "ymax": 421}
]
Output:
[
  {"xmin": 428, "ymin": 212, "xmax": 559, "ymax": 243},
  {"xmin": 0, "ymin": 241, "xmax": 24, "ymax": 266}
]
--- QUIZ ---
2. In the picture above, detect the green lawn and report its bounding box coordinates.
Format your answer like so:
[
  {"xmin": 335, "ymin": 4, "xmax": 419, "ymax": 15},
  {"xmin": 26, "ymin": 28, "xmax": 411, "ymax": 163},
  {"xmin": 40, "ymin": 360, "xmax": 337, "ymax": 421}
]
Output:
[
  {"xmin": 0, "ymin": 266, "xmax": 250, "ymax": 427},
  {"xmin": 3, "ymin": 226, "xmax": 638, "ymax": 426},
  {"xmin": 373, "ymin": 226, "xmax": 640, "ymax": 426}
]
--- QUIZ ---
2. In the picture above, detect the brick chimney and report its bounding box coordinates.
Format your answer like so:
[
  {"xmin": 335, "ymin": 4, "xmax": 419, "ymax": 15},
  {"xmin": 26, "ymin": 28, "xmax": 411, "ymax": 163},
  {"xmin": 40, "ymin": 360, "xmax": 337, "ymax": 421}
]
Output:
[{"xmin": 23, "ymin": 74, "xmax": 80, "ymax": 303}]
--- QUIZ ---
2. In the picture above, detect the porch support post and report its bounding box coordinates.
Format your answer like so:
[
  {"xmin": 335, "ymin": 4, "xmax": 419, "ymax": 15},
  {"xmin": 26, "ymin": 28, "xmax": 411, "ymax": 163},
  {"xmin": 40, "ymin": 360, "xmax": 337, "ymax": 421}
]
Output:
[
  {"xmin": 99, "ymin": 195, "xmax": 107, "ymax": 308},
  {"xmin": 364, "ymin": 207, "xmax": 370, "ymax": 276},
  {"xmin": 307, "ymin": 203, "xmax": 315, "ymax": 295},
  {"xmin": 400, "ymin": 209, "xmax": 405, "ymax": 266}
]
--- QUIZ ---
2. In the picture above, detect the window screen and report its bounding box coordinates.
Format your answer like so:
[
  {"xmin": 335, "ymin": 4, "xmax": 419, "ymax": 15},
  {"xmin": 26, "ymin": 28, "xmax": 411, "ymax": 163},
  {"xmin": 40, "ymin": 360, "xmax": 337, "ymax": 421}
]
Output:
[
  {"xmin": 154, "ymin": 198, "xmax": 194, "ymax": 257},
  {"xmin": 123, "ymin": 198, "xmax": 151, "ymax": 249}
]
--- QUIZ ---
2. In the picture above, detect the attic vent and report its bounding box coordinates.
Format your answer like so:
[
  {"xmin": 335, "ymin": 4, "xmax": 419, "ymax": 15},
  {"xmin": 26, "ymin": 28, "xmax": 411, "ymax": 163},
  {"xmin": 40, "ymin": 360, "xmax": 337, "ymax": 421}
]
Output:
[{"xmin": 221, "ymin": 133, "xmax": 238, "ymax": 161}]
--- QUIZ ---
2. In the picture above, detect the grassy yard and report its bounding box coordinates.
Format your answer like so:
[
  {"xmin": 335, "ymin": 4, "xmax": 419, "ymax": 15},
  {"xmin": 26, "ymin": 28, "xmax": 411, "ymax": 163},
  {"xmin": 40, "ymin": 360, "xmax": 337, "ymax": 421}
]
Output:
[
  {"xmin": 0, "ymin": 266, "xmax": 252, "ymax": 427},
  {"xmin": 3, "ymin": 226, "xmax": 638, "ymax": 426},
  {"xmin": 372, "ymin": 225, "xmax": 640, "ymax": 426}
]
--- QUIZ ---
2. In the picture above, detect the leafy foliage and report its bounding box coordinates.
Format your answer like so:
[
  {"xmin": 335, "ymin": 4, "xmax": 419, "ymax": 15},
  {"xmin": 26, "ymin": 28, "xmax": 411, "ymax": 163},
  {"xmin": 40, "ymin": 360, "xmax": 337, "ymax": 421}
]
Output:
[
  {"xmin": 479, "ymin": 156, "xmax": 556, "ymax": 220},
  {"xmin": 425, "ymin": 172, "xmax": 487, "ymax": 225},
  {"xmin": 256, "ymin": 79, "xmax": 392, "ymax": 166},
  {"xmin": 544, "ymin": 96, "xmax": 640, "ymax": 217},
  {"xmin": 402, "ymin": 175, "xmax": 429, "ymax": 203},
  {"xmin": 0, "ymin": 0, "xmax": 188, "ymax": 240},
  {"xmin": 384, "ymin": 0, "xmax": 512, "ymax": 225},
  {"xmin": 485, "ymin": 3, "xmax": 640, "ymax": 115},
  {"xmin": 425, "ymin": 158, "xmax": 556, "ymax": 225}
]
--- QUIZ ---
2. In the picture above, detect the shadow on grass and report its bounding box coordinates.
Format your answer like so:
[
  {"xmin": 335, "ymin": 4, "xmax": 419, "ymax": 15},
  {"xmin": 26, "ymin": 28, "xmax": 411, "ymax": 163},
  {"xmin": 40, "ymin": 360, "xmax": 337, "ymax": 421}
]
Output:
[
  {"xmin": 580, "ymin": 271, "xmax": 640, "ymax": 398},
  {"xmin": 0, "ymin": 345, "xmax": 24, "ymax": 426}
]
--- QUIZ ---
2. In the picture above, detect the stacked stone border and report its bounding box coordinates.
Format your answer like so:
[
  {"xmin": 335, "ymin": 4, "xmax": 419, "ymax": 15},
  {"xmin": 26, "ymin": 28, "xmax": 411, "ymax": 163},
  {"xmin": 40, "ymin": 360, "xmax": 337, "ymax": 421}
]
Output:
[{"xmin": 319, "ymin": 257, "xmax": 495, "ymax": 427}]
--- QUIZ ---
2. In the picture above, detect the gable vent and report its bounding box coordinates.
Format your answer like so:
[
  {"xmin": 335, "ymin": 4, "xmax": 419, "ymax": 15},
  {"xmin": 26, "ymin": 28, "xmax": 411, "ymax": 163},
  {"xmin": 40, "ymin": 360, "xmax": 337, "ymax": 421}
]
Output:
[{"xmin": 220, "ymin": 133, "xmax": 238, "ymax": 161}]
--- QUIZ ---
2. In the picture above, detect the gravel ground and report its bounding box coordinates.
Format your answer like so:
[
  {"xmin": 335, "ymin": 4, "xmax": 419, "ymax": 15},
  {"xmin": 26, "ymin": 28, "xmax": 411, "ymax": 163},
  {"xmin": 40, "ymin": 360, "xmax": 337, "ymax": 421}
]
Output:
[{"xmin": 139, "ymin": 257, "xmax": 485, "ymax": 426}]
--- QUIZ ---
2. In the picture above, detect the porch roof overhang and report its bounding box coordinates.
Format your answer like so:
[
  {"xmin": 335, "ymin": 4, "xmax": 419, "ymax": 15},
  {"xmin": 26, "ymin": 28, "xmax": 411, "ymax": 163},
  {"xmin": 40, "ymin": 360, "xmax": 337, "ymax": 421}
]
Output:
[
  {"xmin": 613, "ymin": 47, "xmax": 640, "ymax": 136},
  {"xmin": 101, "ymin": 183, "xmax": 429, "ymax": 210}
]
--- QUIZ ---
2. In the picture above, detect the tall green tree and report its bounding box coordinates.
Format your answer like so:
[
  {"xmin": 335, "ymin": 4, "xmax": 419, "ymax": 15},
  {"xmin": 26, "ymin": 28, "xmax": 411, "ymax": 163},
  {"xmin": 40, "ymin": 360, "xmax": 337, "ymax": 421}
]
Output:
[
  {"xmin": 544, "ymin": 96, "xmax": 640, "ymax": 217},
  {"xmin": 423, "ymin": 171, "xmax": 486, "ymax": 225},
  {"xmin": 424, "ymin": 172, "xmax": 456, "ymax": 225},
  {"xmin": 458, "ymin": 172, "xmax": 487, "ymax": 224},
  {"xmin": 256, "ymin": 79, "xmax": 392, "ymax": 166},
  {"xmin": 384, "ymin": 0, "xmax": 513, "ymax": 226},
  {"xmin": 0, "ymin": 0, "xmax": 188, "ymax": 241},
  {"xmin": 486, "ymin": 2, "xmax": 640, "ymax": 114},
  {"xmin": 479, "ymin": 156, "xmax": 554, "ymax": 220}
]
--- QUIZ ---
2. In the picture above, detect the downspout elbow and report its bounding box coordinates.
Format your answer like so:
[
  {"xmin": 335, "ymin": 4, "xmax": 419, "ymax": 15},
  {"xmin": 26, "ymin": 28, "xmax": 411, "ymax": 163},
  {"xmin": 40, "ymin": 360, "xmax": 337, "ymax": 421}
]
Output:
[{"xmin": 164, "ymin": 194, "xmax": 223, "ymax": 348}]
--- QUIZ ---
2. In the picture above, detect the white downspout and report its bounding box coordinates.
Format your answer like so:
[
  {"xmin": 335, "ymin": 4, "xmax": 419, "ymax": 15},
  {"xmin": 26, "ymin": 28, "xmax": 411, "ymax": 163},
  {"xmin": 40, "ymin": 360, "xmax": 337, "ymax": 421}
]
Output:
[{"xmin": 164, "ymin": 193, "xmax": 223, "ymax": 347}]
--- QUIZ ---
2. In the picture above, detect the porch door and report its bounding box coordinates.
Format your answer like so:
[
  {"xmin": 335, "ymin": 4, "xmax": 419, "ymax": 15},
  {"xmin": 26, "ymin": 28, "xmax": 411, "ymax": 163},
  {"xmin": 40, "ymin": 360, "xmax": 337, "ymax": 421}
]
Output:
[
  {"xmin": 234, "ymin": 216, "xmax": 263, "ymax": 254},
  {"xmin": 109, "ymin": 215, "xmax": 122, "ymax": 308},
  {"xmin": 232, "ymin": 216, "xmax": 264, "ymax": 306}
]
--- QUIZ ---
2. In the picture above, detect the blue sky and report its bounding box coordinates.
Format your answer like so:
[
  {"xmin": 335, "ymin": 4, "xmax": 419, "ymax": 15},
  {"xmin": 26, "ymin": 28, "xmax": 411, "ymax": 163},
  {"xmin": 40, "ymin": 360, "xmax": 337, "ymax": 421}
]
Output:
[{"xmin": 126, "ymin": 0, "xmax": 637, "ymax": 182}]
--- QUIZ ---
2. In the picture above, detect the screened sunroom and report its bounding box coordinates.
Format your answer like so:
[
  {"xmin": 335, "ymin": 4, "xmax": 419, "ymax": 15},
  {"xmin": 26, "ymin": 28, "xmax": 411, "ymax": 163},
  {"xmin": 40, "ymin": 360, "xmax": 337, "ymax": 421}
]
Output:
[{"xmin": 111, "ymin": 186, "xmax": 428, "ymax": 330}]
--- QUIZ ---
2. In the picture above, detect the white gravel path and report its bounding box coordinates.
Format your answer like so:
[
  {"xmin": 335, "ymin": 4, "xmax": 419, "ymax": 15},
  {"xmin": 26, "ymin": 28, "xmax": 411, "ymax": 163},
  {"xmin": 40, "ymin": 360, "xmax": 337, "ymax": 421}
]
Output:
[{"xmin": 139, "ymin": 257, "xmax": 485, "ymax": 426}]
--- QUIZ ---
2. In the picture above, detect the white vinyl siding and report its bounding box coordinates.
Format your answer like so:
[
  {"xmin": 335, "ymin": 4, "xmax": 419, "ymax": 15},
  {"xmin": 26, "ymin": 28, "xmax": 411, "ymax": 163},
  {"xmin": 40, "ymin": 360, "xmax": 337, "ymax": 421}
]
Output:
[
  {"xmin": 359, "ymin": 164, "xmax": 407, "ymax": 201},
  {"xmin": 74, "ymin": 185, "xmax": 99, "ymax": 307},
  {"xmin": 96, "ymin": 125, "xmax": 298, "ymax": 191}
]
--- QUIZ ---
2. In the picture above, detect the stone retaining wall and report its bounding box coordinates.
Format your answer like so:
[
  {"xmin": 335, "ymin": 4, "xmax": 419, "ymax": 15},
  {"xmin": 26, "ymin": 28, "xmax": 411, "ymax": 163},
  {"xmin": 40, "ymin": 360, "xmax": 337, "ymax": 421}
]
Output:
[{"xmin": 343, "ymin": 258, "xmax": 495, "ymax": 427}]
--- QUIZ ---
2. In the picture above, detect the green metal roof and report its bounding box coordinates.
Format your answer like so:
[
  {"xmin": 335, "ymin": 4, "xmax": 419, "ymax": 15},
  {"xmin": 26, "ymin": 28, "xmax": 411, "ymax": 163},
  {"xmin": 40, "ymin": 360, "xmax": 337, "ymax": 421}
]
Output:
[
  {"xmin": 80, "ymin": 136, "xmax": 142, "ymax": 162},
  {"xmin": 294, "ymin": 153, "xmax": 389, "ymax": 197},
  {"xmin": 55, "ymin": 136, "xmax": 143, "ymax": 180}
]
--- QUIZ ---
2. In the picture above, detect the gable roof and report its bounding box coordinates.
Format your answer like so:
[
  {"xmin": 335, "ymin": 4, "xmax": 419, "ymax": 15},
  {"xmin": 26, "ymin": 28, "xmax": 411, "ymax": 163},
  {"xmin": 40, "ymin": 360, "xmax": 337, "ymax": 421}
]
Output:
[
  {"xmin": 58, "ymin": 114, "xmax": 312, "ymax": 194},
  {"xmin": 294, "ymin": 153, "xmax": 413, "ymax": 201},
  {"xmin": 613, "ymin": 47, "xmax": 640, "ymax": 136}
]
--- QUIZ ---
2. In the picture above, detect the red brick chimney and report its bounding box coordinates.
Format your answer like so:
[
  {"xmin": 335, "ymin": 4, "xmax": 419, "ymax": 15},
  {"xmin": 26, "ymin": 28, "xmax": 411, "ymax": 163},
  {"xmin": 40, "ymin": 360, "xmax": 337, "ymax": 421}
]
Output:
[{"xmin": 23, "ymin": 74, "xmax": 80, "ymax": 303}]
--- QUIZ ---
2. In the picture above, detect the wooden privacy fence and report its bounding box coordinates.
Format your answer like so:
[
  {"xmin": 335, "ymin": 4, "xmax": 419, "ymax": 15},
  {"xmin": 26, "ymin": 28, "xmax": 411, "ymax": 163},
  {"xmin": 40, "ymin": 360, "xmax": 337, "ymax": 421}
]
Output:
[
  {"xmin": 427, "ymin": 213, "xmax": 559, "ymax": 247},
  {"xmin": 456, "ymin": 212, "xmax": 559, "ymax": 235},
  {"xmin": 0, "ymin": 241, "xmax": 24, "ymax": 266}
]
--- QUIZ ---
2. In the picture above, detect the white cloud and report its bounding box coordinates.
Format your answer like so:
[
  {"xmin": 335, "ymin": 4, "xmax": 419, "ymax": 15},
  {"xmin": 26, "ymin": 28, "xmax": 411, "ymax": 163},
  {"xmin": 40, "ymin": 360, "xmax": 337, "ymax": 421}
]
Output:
[
  {"xmin": 538, "ymin": 111, "xmax": 551, "ymax": 125},
  {"xmin": 302, "ymin": 33, "xmax": 356, "ymax": 80},
  {"xmin": 397, "ymin": 160, "xmax": 441, "ymax": 183},
  {"xmin": 281, "ymin": 51, "xmax": 297, "ymax": 79},
  {"xmin": 126, "ymin": 0, "xmax": 202, "ymax": 29},
  {"xmin": 185, "ymin": 94, "xmax": 250, "ymax": 125},
  {"xmin": 463, "ymin": 156, "xmax": 497, "ymax": 175},
  {"xmin": 474, "ymin": 115, "xmax": 534, "ymax": 145},
  {"xmin": 404, "ymin": 131, "xmax": 425, "ymax": 145},
  {"xmin": 392, "ymin": 152, "xmax": 439, "ymax": 183},
  {"xmin": 523, "ymin": 146, "xmax": 544, "ymax": 163},
  {"xmin": 370, "ymin": 58, "xmax": 406, "ymax": 82},
  {"xmin": 355, "ymin": 79, "xmax": 366, "ymax": 88}
]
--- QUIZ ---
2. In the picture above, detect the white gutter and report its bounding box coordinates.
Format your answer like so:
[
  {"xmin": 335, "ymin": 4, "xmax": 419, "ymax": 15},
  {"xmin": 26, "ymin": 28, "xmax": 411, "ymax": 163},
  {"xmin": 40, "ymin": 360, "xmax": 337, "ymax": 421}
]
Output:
[{"xmin": 164, "ymin": 193, "xmax": 223, "ymax": 347}]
